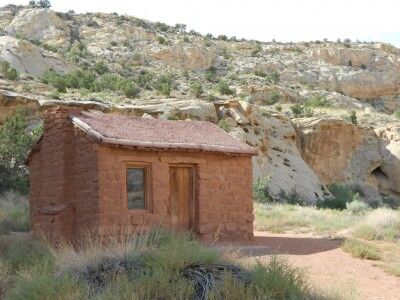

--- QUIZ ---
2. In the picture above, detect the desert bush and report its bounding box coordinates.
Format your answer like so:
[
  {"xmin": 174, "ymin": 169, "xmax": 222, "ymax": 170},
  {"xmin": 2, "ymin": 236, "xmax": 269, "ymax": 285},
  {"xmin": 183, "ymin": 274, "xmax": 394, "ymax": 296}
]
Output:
[
  {"xmin": 303, "ymin": 95, "xmax": 330, "ymax": 108},
  {"xmin": 291, "ymin": 103, "xmax": 304, "ymax": 117},
  {"xmin": 154, "ymin": 73, "xmax": 173, "ymax": 97},
  {"xmin": 122, "ymin": 81, "xmax": 140, "ymax": 98},
  {"xmin": 205, "ymin": 66, "xmax": 217, "ymax": 82},
  {"xmin": 265, "ymin": 70, "xmax": 280, "ymax": 84},
  {"xmin": 0, "ymin": 108, "xmax": 42, "ymax": 194},
  {"xmin": 135, "ymin": 69, "xmax": 154, "ymax": 89},
  {"xmin": 93, "ymin": 60, "xmax": 109, "ymax": 75},
  {"xmin": 217, "ymin": 80, "xmax": 234, "ymax": 95},
  {"xmin": 217, "ymin": 118, "xmax": 231, "ymax": 132},
  {"xmin": 278, "ymin": 189, "xmax": 307, "ymax": 206},
  {"xmin": 0, "ymin": 191, "xmax": 29, "ymax": 235},
  {"xmin": 266, "ymin": 90, "xmax": 280, "ymax": 105},
  {"xmin": 346, "ymin": 110, "xmax": 358, "ymax": 125},
  {"xmin": 190, "ymin": 81, "xmax": 203, "ymax": 98},
  {"xmin": 0, "ymin": 61, "xmax": 19, "ymax": 80},
  {"xmin": 352, "ymin": 208, "xmax": 400, "ymax": 241},
  {"xmin": 253, "ymin": 177, "xmax": 273, "ymax": 204},
  {"xmin": 250, "ymin": 257, "xmax": 310, "ymax": 299},
  {"xmin": 317, "ymin": 183, "xmax": 357, "ymax": 210},
  {"xmin": 346, "ymin": 200, "xmax": 370, "ymax": 215},
  {"xmin": 66, "ymin": 42, "xmax": 88, "ymax": 63},
  {"xmin": 290, "ymin": 104, "xmax": 313, "ymax": 118},
  {"xmin": 251, "ymin": 44, "xmax": 262, "ymax": 57},
  {"xmin": 342, "ymin": 239, "xmax": 380, "ymax": 260}
]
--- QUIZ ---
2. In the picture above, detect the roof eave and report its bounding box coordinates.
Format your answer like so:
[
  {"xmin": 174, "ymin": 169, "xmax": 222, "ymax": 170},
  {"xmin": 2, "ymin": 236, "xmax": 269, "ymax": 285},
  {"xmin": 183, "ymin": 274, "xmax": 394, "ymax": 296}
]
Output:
[{"xmin": 71, "ymin": 116, "xmax": 257, "ymax": 155}]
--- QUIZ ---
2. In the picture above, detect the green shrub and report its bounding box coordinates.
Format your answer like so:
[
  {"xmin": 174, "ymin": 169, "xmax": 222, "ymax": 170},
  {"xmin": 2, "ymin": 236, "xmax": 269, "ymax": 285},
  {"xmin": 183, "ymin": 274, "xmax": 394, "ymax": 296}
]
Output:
[
  {"xmin": 317, "ymin": 183, "xmax": 357, "ymax": 210},
  {"xmin": 93, "ymin": 60, "xmax": 109, "ymax": 75},
  {"xmin": 218, "ymin": 118, "xmax": 231, "ymax": 132},
  {"xmin": 266, "ymin": 90, "xmax": 280, "ymax": 105},
  {"xmin": 342, "ymin": 239, "xmax": 380, "ymax": 260},
  {"xmin": 290, "ymin": 103, "xmax": 304, "ymax": 117},
  {"xmin": 157, "ymin": 36, "xmax": 166, "ymax": 44},
  {"xmin": 66, "ymin": 42, "xmax": 88, "ymax": 63},
  {"xmin": 0, "ymin": 61, "xmax": 19, "ymax": 80},
  {"xmin": 265, "ymin": 70, "xmax": 280, "ymax": 84},
  {"xmin": 205, "ymin": 66, "xmax": 217, "ymax": 82},
  {"xmin": 0, "ymin": 108, "xmax": 42, "ymax": 194},
  {"xmin": 346, "ymin": 200, "xmax": 370, "ymax": 215},
  {"xmin": 253, "ymin": 177, "xmax": 273, "ymax": 204},
  {"xmin": 154, "ymin": 73, "xmax": 173, "ymax": 97},
  {"xmin": 303, "ymin": 95, "xmax": 330, "ymax": 108},
  {"xmin": 217, "ymin": 80, "xmax": 234, "ymax": 95},
  {"xmin": 251, "ymin": 257, "xmax": 310, "ymax": 299},
  {"xmin": 218, "ymin": 34, "xmax": 228, "ymax": 41},
  {"xmin": 189, "ymin": 81, "xmax": 203, "ymax": 98},
  {"xmin": 122, "ymin": 82, "xmax": 140, "ymax": 98},
  {"xmin": 347, "ymin": 110, "xmax": 358, "ymax": 125},
  {"xmin": 278, "ymin": 189, "xmax": 307, "ymax": 206},
  {"xmin": 251, "ymin": 44, "xmax": 262, "ymax": 57},
  {"xmin": 254, "ymin": 70, "xmax": 266, "ymax": 77},
  {"xmin": 394, "ymin": 110, "xmax": 400, "ymax": 120},
  {"xmin": 136, "ymin": 69, "xmax": 154, "ymax": 89}
]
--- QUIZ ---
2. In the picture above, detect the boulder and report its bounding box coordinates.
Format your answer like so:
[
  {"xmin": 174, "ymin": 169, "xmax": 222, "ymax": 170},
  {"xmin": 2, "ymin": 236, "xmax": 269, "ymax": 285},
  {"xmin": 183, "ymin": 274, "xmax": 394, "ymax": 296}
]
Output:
[
  {"xmin": 6, "ymin": 8, "xmax": 70, "ymax": 49},
  {"xmin": 0, "ymin": 36, "xmax": 75, "ymax": 77},
  {"xmin": 294, "ymin": 118, "xmax": 382, "ymax": 184}
]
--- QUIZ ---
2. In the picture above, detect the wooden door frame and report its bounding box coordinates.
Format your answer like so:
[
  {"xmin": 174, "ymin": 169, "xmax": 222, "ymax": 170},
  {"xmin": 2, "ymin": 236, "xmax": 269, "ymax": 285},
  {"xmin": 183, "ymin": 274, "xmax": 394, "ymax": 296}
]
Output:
[{"xmin": 169, "ymin": 164, "xmax": 196, "ymax": 231}]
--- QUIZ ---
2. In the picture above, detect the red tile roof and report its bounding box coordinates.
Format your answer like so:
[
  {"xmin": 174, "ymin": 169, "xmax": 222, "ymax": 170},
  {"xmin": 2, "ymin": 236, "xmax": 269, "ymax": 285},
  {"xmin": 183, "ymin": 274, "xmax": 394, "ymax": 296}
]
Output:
[{"xmin": 70, "ymin": 111, "xmax": 256, "ymax": 155}]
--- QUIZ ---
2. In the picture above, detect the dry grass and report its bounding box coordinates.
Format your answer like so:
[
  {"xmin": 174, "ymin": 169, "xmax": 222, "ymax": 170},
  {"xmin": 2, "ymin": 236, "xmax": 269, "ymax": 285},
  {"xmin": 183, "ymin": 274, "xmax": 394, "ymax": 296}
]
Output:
[
  {"xmin": 0, "ymin": 192, "xmax": 29, "ymax": 235},
  {"xmin": 342, "ymin": 239, "xmax": 381, "ymax": 260}
]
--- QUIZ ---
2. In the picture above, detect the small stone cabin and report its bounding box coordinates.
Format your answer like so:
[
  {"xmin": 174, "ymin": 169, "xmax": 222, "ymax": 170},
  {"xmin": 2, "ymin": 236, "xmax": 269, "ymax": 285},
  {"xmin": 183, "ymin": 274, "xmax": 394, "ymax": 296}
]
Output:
[{"xmin": 27, "ymin": 107, "xmax": 256, "ymax": 244}]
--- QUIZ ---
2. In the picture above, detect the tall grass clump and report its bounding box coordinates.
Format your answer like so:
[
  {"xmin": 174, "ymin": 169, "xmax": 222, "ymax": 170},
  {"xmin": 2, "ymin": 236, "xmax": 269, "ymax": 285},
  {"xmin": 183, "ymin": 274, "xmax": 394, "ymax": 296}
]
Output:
[
  {"xmin": 250, "ymin": 257, "xmax": 310, "ymax": 299},
  {"xmin": 342, "ymin": 239, "xmax": 381, "ymax": 260},
  {"xmin": 352, "ymin": 208, "xmax": 400, "ymax": 241},
  {"xmin": 0, "ymin": 191, "xmax": 29, "ymax": 235}
]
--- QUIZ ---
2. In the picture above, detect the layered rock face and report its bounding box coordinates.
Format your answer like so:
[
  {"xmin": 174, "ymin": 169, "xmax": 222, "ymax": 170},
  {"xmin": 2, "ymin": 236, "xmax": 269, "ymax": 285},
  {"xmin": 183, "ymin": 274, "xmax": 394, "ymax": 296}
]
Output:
[
  {"xmin": 312, "ymin": 47, "xmax": 400, "ymax": 101},
  {"xmin": 6, "ymin": 8, "xmax": 70, "ymax": 49},
  {"xmin": 150, "ymin": 44, "xmax": 216, "ymax": 70},
  {"xmin": 0, "ymin": 36, "xmax": 75, "ymax": 77}
]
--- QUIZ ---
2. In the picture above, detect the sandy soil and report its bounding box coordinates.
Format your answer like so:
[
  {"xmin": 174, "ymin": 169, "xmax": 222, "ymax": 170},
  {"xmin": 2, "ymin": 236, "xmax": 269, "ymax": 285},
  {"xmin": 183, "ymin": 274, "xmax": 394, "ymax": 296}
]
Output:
[{"xmin": 219, "ymin": 232, "xmax": 400, "ymax": 300}]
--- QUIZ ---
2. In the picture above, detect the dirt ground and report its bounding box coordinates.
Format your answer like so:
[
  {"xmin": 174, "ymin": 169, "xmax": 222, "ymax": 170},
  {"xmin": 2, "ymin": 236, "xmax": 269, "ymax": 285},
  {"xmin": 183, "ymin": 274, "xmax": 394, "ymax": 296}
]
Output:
[{"xmin": 219, "ymin": 231, "xmax": 400, "ymax": 300}]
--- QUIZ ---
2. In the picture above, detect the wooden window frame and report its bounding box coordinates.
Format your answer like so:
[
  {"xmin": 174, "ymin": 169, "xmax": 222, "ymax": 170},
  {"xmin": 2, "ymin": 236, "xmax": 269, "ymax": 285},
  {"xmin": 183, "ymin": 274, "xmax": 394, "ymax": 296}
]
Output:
[{"xmin": 125, "ymin": 163, "xmax": 152, "ymax": 213}]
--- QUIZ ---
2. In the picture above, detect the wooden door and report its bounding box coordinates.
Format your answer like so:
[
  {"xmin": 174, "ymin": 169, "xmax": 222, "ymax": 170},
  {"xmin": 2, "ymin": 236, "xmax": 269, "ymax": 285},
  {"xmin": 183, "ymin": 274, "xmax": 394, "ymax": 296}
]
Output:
[{"xmin": 170, "ymin": 166, "xmax": 194, "ymax": 230}]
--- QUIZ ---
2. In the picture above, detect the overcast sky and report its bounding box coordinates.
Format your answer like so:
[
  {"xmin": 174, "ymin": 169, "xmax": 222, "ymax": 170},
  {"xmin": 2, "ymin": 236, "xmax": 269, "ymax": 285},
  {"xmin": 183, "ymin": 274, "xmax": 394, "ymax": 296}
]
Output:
[{"xmin": 1, "ymin": 0, "xmax": 400, "ymax": 46}]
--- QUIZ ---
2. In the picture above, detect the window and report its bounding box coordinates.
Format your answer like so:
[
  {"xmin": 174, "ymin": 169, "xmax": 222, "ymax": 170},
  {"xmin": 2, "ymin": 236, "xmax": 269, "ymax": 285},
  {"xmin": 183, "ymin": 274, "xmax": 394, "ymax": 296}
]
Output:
[{"xmin": 126, "ymin": 168, "xmax": 146, "ymax": 209}]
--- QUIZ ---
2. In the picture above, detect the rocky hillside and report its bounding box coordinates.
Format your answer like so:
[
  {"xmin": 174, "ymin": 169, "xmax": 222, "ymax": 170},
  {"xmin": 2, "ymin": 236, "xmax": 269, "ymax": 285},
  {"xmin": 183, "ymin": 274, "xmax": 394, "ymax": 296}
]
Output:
[{"xmin": 1, "ymin": 4, "xmax": 400, "ymax": 203}]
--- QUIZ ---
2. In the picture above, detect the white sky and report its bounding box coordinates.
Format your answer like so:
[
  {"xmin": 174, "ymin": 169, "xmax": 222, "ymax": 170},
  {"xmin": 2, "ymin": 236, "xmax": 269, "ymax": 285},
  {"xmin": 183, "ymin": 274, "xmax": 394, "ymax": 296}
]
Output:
[{"xmin": 1, "ymin": 0, "xmax": 400, "ymax": 46}]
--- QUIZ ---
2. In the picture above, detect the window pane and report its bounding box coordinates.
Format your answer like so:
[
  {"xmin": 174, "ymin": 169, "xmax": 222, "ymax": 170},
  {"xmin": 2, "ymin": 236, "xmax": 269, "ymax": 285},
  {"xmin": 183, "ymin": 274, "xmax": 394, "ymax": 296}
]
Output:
[{"xmin": 127, "ymin": 168, "xmax": 145, "ymax": 209}]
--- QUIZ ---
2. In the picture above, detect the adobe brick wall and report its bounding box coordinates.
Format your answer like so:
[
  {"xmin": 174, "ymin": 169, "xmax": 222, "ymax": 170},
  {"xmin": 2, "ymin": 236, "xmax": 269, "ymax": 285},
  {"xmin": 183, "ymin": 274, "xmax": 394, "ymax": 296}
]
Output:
[
  {"xmin": 96, "ymin": 146, "xmax": 254, "ymax": 242},
  {"xmin": 29, "ymin": 107, "xmax": 100, "ymax": 244}
]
